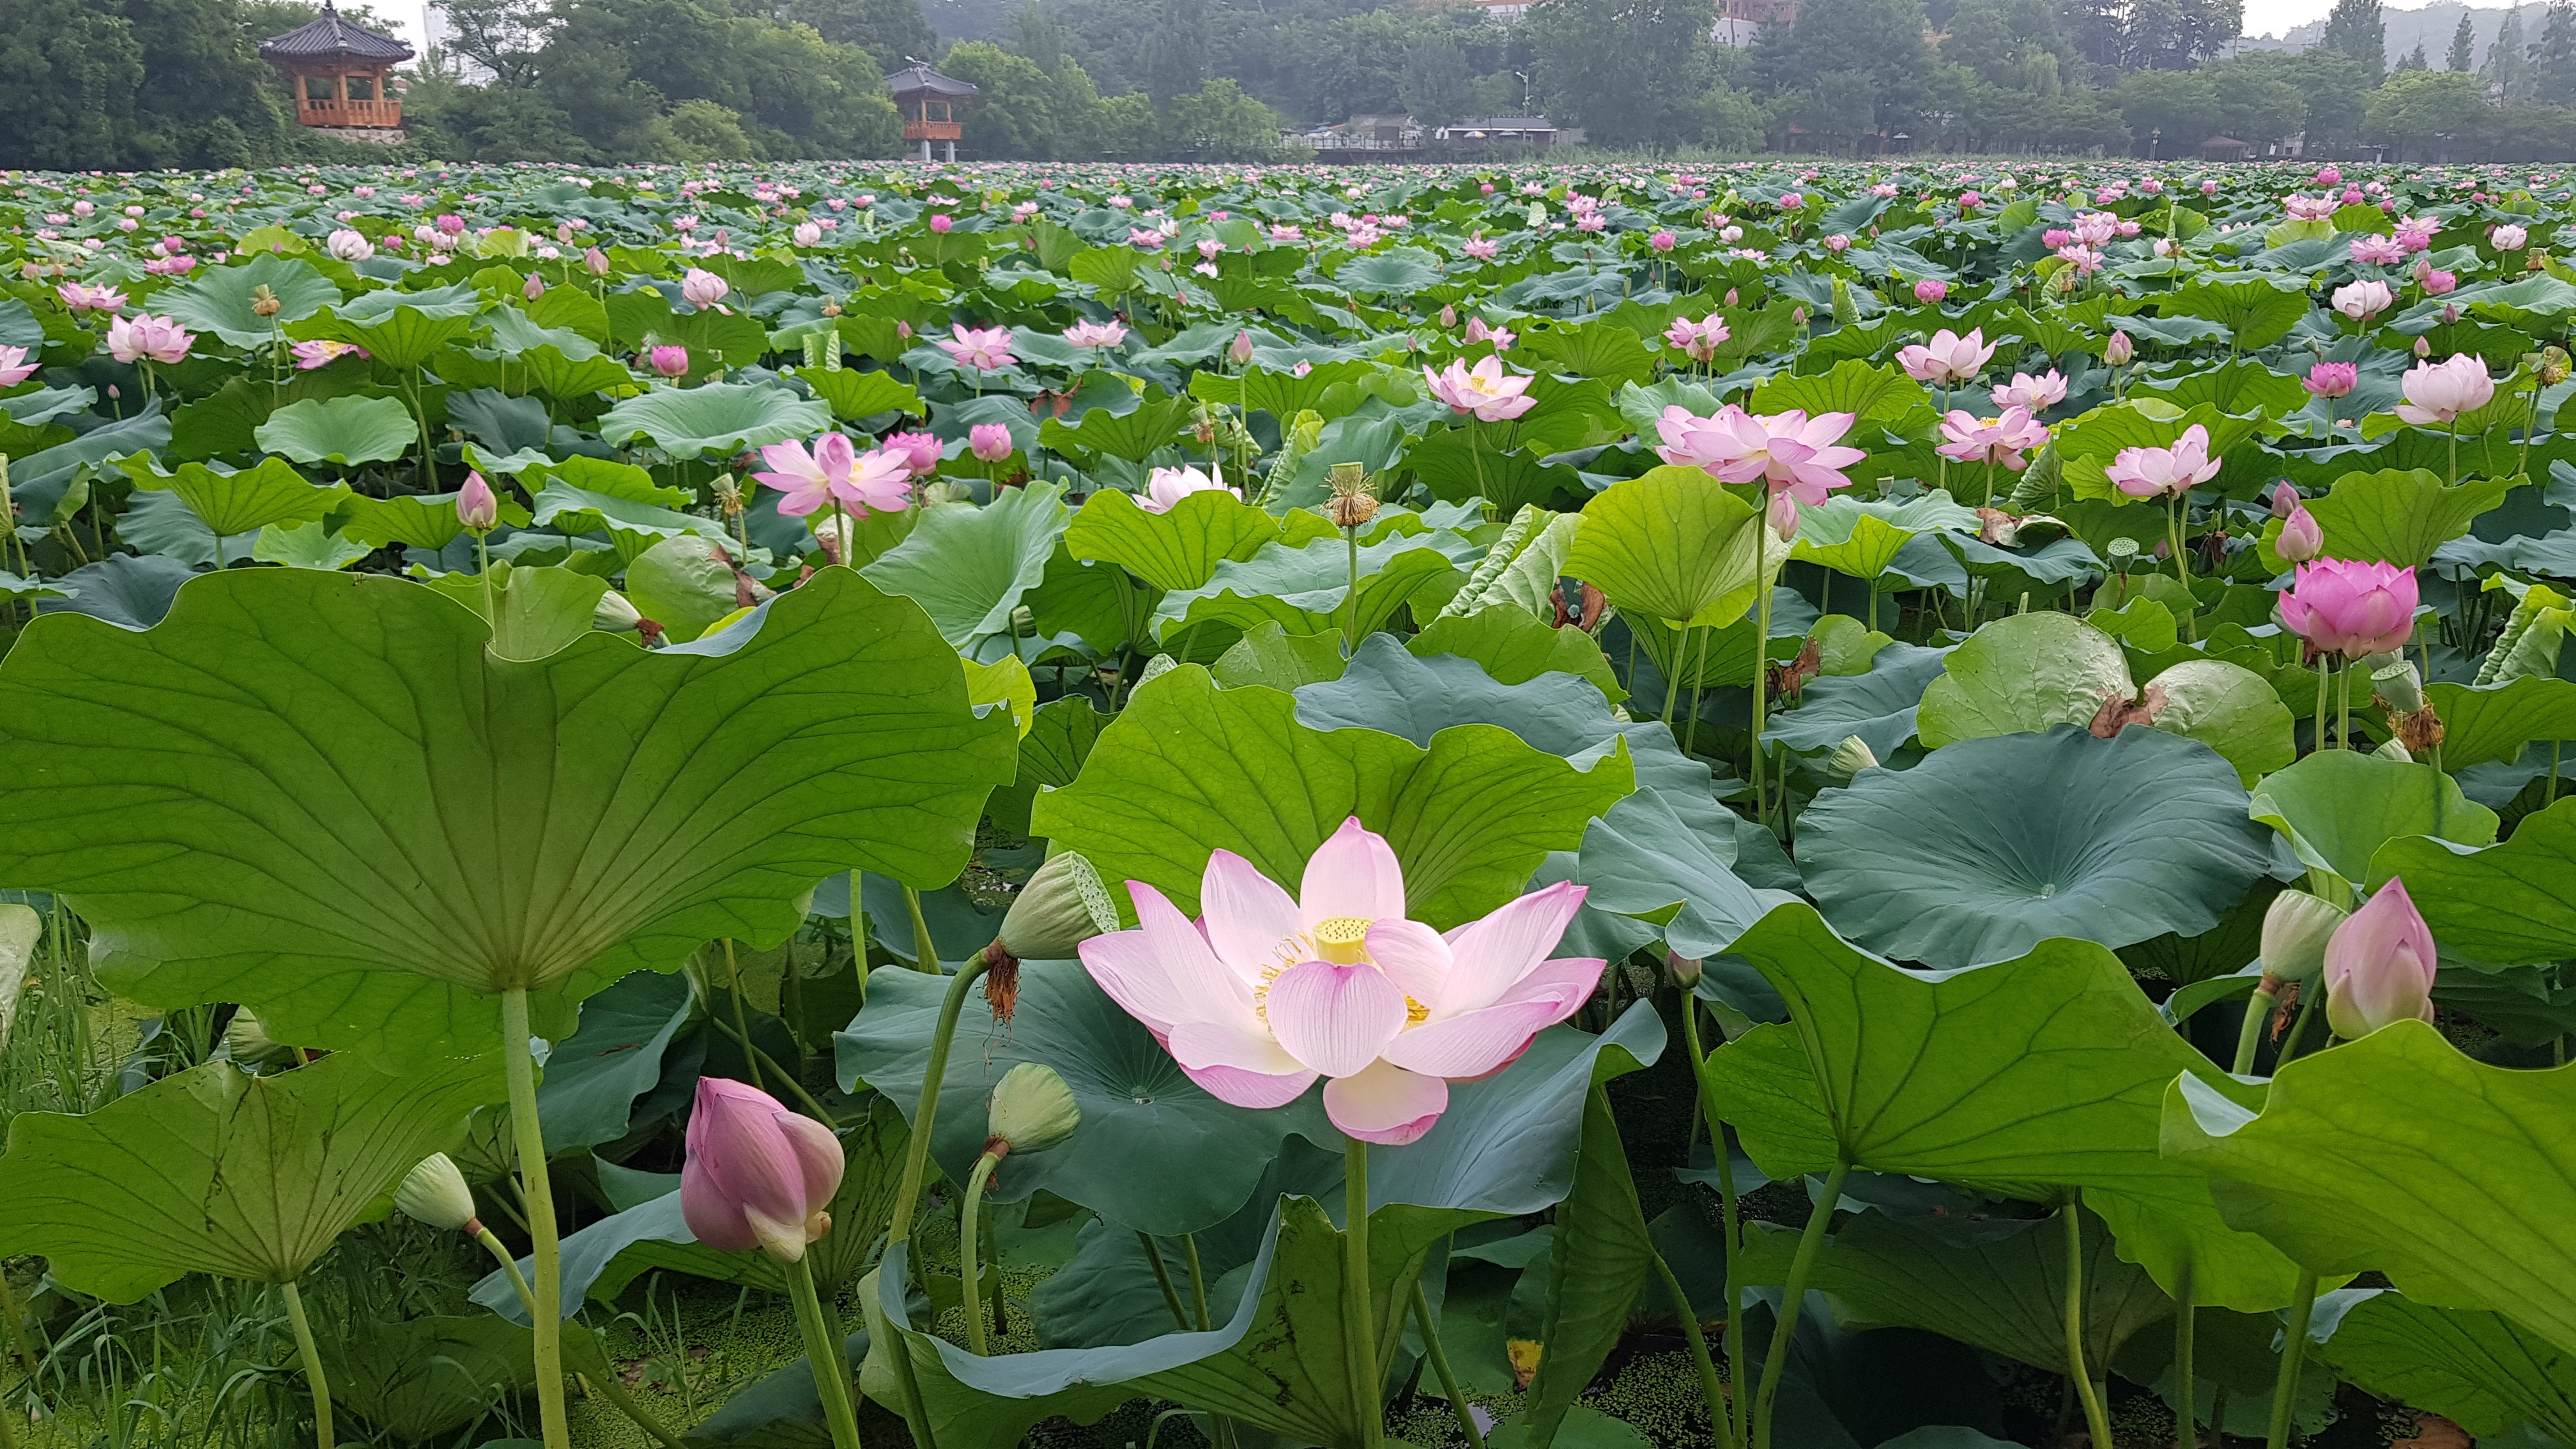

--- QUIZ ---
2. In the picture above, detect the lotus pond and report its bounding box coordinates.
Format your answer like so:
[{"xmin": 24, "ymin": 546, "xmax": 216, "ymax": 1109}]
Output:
[{"xmin": 0, "ymin": 156, "xmax": 2574, "ymax": 1449}]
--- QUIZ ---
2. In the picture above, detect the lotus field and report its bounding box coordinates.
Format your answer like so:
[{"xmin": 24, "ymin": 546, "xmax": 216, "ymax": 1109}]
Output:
[{"xmin": 3, "ymin": 156, "xmax": 2576, "ymax": 1449}]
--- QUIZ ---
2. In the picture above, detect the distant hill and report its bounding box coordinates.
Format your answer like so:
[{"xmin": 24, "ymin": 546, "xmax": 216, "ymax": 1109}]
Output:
[{"xmin": 2237, "ymin": 1, "xmax": 2526, "ymax": 68}]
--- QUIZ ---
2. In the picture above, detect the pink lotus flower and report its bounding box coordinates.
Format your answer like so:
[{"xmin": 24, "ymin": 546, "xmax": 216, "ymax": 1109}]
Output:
[
  {"xmin": 0, "ymin": 346, "xmax": 37, "ymax": 388},
  {"xmin": 680, "ymin": 268, "xmax": 730, "ymax": 309},
  {"xmin": 1896, "ymin": 328, "xmax": 1994, "ymax": 385},
  {"xmin": 938, "ymin": 325, "xmax": 1016, "ymax": 372},
  {"xmin": 2322, "ymin": 877, "xmax": 2438, "ymax": 1039},
  {"xmin": 752, "ymin": 433, "xmax": 914, "ymax": 518},
  {"xmin": 2303, "ymin": 362, "xmax": 2358, "ymax": 399},
  {"xmin": 1913, "ymin": 279, "xmax": 1948, "ymax": 305},
  {"xmin": 1064, "ymin": 318, "xmax": 1128, "ymax": 349},
  {"xmin": 585, "ymin": 246, "xmax": 611, "ymax": 277},
  {"xmin": 2349, "ymin": 234, "xmax": 2405, "ymax": 266},
  {"xmin": 1649, "ymin": 230, "xmax": 1676, "ymax": 252},
  {"xmin": 1077, "ymin": 818, "xmax": 1602, "ymax": 1145},
  {"xmin": 57, "ymin": 282, "xmax": 124, "ymax": 314},
  {"xmin": 930, "ymin": 213, "xmax": 954, "ymax": 233},
  {"xmin": 1655, "ymin": 405, "xmax": 1866, "ymax": 505},
  {"xmin": 1663, "ymin": 313, "xmax": 1729, "ymax": 362},
  {"xmin": 970, "ymin": 422, "xmax": 1014, "ymax": 462},
  {"xmin": 2106, "ymin": 423, "xmax": 2221, "ymax": 500},
  {"xmin": 883, "ymin": 431, "xmax": 944, "ymax": 477},
  {"xmin": 792, "ymin": 222, "xmax": 822, "ymax": 248},
  {"xmin": 2395, "ymin": 355, "xmax": 2494, "ymax": 425},
  {"xmin": 143, "ymin": 254, "xmax": 196, "ymax": 276},
  {"xmin": 2104, "ymin": 330, "xmax": 2135, "ymax": 366},
  {"xmin": 1463, "ymin": 317, "xmax": 1514, "ymax": 349},
  {"xmin": 457, "ymin": 471, "xmax": 500, "ymax": 532},
  {"xmin": 1936, "ymin": 407, "xmax": 2048, "ymax": 469},
  {"xmin": 105, "ymin": 313, "xmax": 192, "ymax": 365},
  {"xmin": 1767, "ymin": 489, "xmax": 1799, "ymax": 542},
  {"xmin": 1423, "ymin": 355, "xmax": 1537, "ymax": 422},
  {"xmin": 1989, "ymin": 370, "xmax": 2067, "ymax": 412},
  {"xmin": 1142, "ymin": 463, "xmax": 1230, "ymax": 513},
  {"xmin": 291, "ymin": 339, "xmax": 367, "ymax": 370},
  {"xmin": 2273, "ymin": 482, "xmax": 2323, "ymax": 563},
  {"xmin": 649, "ymin": 346, "xmax": 690, "ymax": 379},
  {"xmin": 1462, "ymin": 233, "xmax": 1498, "ymax": 260},
  {"xmin": 682, "ymin": 1077, "xmax": 843, "ymax": 1264},
  {"xmin": 2395, "ymin": 216, "xmax": 2438, "ymax": 252},
  {"xmin": 2332, "ymin": 279, "xmax": 2393, "ymax": 320},
  {"xmin": 2278, "ymin": 558, "xmax": 2419, "ymax": 657},
  {"xmin": 2492, "ymin": 223, "xmax": 2530, "ymax": 250},
  {"xmin": 2416, "ymin": 262, "xmax": 2459, "ymax": 296}
]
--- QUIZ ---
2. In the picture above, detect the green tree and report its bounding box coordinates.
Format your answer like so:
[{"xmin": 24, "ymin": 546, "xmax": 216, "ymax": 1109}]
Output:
[
  {"xmin": 2448, "ymin": 10, "xmax": 2478, "ymax": 70},
  {"xmin": 2367, "ymin": 65, "xmax": 2488, "ymax": 154},
  {"xmin": 2117, "ymin": 64, "xmax": 2218, "ymax": 146},
  {"xmin": 1009, "ymin": 3, "xmax": 1061, "ymax": 72},
  {"xmin": 1399, "ymin": 31, "xmax": 1474, "ymax": 126},
  {"xmin": 1942, "ymin": 0, "xmax": 2071, "ymax": 88},
  {"xmin": 2396, "ymin": 39, "xmax": 2428, "ymax": 70},
  {"xmin": 2317, "ymin": 0, "xmax": 2385, "ymax": 81},
  {"xmin": 0, "ymin": 0, "xmax": 143, "ymax": 168},
  {"xmin": 1162, "ymin": 77, "xmax": 1276, "ymax": 158},
  {"xmin": 783, "ymin": 0, "xmax": 936, "ymax": 70},
  {"xmin": 2210, "ymin": 59, "xmax": 2305, "ymax": 140},
  {"xmin": 1144, "ymin": 0, "xmax": 1208, "ymax": 104},
  {"xmin": 1754, "ymin": 0, "xmax": 1931, "ymax": 127},
  {"xmin": 2533, "ymin": 1, "xmax": 2576, "ymax": 103},
  {"xmin": 2489, "ymin": 3, "xmax": 2533, "ymax": 100},
  {"xmin": 1529, "ymin": 0, "xmax": 1719, "ymax": 146},
  {"xmin": 940, "ymin": 40, "xmax": 1061, "ymax": 155}
]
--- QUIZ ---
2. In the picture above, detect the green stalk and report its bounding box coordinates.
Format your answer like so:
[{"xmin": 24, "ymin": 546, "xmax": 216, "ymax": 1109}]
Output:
[
  {"xmin": 0, "ymin": 1270, "xmax": 38, "ymax": 1377},
  {"xmin": 1682, "ymin": 625, "xmax": 1712, "ymax": 759},
  {"xmin": 1750, "ymin": 547, "xmax": 1777, "ymax": 831},
  {"xmin": 2062, "ymin": 1199, "xmax": 2115, "ymax": 1449},
  {"xmin": 1752, "ymin": 1159, "xmax": 1851, "ymax": 1449},
  {"xmin": 723, "ymin": 939, "xmax": 766, "ymax": 1096},
  {"xmin": 788, "ymin": 1254, "xmax": 868, "ymax": 1449},
  {"xmin": 2312, "ymin": 656, "xmax": 2330, "ymax": 754},
  {"xmin": 1183, "ymin": 1235, "xmax": 1213, "ymax": 1330},
  {"xmin": 2174, "ymin": 1261, "xmax": 2197, "ymax": 1449},
  {"xmin": 475, "ymin": 530, "xmax": 496, "ymax": 629},
  {"xmin": 502, "ymin": 988, "xmax": 572, "ymax": 1449},
  {"xmin": 882, "ymin": 954, "xmax": 990, "ymax": 1449},
  {"xmin": 1660, "ymin": 622, "xmax": 1687, "ymax": 729},
  {"xmin": 1138, "ymin": 1233, "xmax": 1191, "ymax": 1331},
  {"xmin": 1682, "ymin": 1002, "xmax": 1750, "ymax": 1449},
  {"xmin": 2266, "ymin": 1273, "xmax": 2323, "ymax": 1449},
  {"xmin": 962, "ymin": 1149, "xmax": 1003, "ymax": 1354},
  {"xmin": 1342, "ymin": 1134, "xmax": 1382, "ymax": 1449},
  {"xmin": 1344, "ymin": 525, "xmax": 1363, "ymax": 657},
  {"xmin": 473, "ymin": 1227, "xmax": 539, "ymax": 1313},
  {"xmin": 2338, "ymin": 661, "xmax": 2353, "ymax": 755},
  {"xmin": 475, "ymin": 1231, "xmax": 684, "ymax": 1449},
  {"xmin": 2232, "ymin": 981, "xmax": 2281, "ymax": 1076},
  {"xmin": 1652, "ymin": 1252, "xmax": 1728, "ymax": 1448},
  {"xmin": 903, "ymin": 885, "xmax": 943, "ymax": 974},
  {"xmin": 279, "ymin": 1279, "xmax": 334, "ymax": 1449},
  {"xmin": 1411, "ymin": 1280, "xmax": 1486, "ymax": 1449}
]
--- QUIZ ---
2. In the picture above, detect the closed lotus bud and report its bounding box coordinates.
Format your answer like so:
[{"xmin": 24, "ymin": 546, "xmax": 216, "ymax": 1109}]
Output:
[
  {"xmin": 2104, "ymin": 330, "xmax": 2134, "ymax": 366},
  {"xmin": 682, "ymin": 1077, "xmax": 843, "ymax": 1265},
  {"xmin": 985, "ymin": 1061, "xmax": 1081, "ymax": 1156},
  {"xmin": 523, "ymin": 272, "xmax": 544, "ymax": 302},
  {"xmin": 1439, "ymin": 304, "xmax": 1458, "ymax": 328},
  {"xmin": 2324, "ymin": 877, "xmax": 2439, "ymax": 1039},
  {"xmin": 223, "ymin": 1006, "xmax": 295, "ymax": 1066},
  {"xmin": 2416, "ymin": 335, "xmax": 2434, "ymax": 358},
  {"xmin": 583, "ymin": 245, "xmax": 610, "ymax": 277},
  {"xmin": 395, "ymin": 1153, "xmax": 480, "ymax": 1233},
  {"xmin": 1665, "ymin": 949, "xmax": 1702, "ymax": 987},
  {"xmin": 1827, "ymin": 734, "xmax": 1880, "ymax": 781},
  {"xmin": 456, "ymin": 471, "xmax": 499, "ymax": 533},
  {"xmin": 2259, "ymin": 889, "xmax": 2348, "ymax": 985},
  {"xmin": 1767, "ymin": 489, "xmax": 1798, "ymax": 542},
  {"xmin": 1230, "ymin": 330, "xmax": 1255, "ymax": 367},
  {"xmin": 593, "ymin": 588, "xmax": 644, "ymax": 632},
  {"xmin": 2276, "ymin": 496, "xmax": 2323, "ymax": 564}
]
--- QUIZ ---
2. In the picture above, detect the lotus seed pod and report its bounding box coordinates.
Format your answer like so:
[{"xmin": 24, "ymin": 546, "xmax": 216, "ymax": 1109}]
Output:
[
  {"xmin": 2259, "ymin": 889, "xmax": 2349, "ymax": 985},
  {"xmin": 395, "ymin": 1153, "xmax": 480, "ymax": 1233},
  {"xmin": 996, "ymin": 850, "xmax": 1121, "ymax": 963},
  {"xmin": 986, "ymin": 1061, "xmax": 1082, "ymax": 1156},
  {"xmin": 2372, "ymin": 660, "xmax": 2425, "ymax": 716}
]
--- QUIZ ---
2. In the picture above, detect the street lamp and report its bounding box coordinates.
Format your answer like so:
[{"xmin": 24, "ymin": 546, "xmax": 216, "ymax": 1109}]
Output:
[{"xmin": 1513, "ymin": 69, "xmax": 1533, "ymax": 112}]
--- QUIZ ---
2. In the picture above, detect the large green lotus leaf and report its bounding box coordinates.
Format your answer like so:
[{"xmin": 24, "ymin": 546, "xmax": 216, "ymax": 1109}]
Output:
[
  {"xmin": 253, "ymin": 394, "xmax": 418, "ymax": 466},
  {"xmin": 119, "ymin": 455, "xmax": 351, "ymax": 538},
  {"xmin": 862, "ymin": 483, "xmax": 1070, "ymax": 663},
  {"xmin": 2312, "ymin": 1291, "xmax": 2576, "ymax": 1443},
  {"xmin": 1335, "ymin": 248, "xmax": 1445, "ymax": 296},
  {"xmin": 2164, "ymin": 277, "xmax": 2311, "ymax": 351},
  {"xmin": 338, "ymin": 489, "xmax": 532, "ymax": 551},
  {"xmin": 2144, "ymin": 658, "xmax": 2297, "ymax": 786},
  {"xmin": 1523, "ymin": 1082, "xmax": 1655, "ymax": 1446},
  {"xmin": 1790, "ymin": 492, "xmax": 1979, "ymax": 581},
  {"xmin": 252, "ymin": 521, "xmax": 372, "ymax": 572},
  {"xmin": 1748, "ymin": 358, "xmax": 1938, "ymax": 433},
  {"xmin": 1210, "ymin": 622, "xmax": 1353, "ymax": 691},
  {"xmin": 838, "ymin": 958, "xmax": 1331, "ymax": 1236},
  {"xmin": 0, "ymin": 568, "xmax": 1016, "ymax": 1060},
  {"xmin": 1151, "ymin": 528, "xmax": 1482, "ymax": 647},
  {"xmin": 0, "ymin": 1050, "xmax": 502, "ymax": 1300},
  {"xmin": 530, "ymin": 480, "xmax": 722, "ymax": 561},
  {"xmin": 155, "ymin": 253, "xmax": 343, "ymax": 348},
  {"xmin": 1915, "ymin": 611, "xmax": 2129, "ymax": 748},
  {"xmin": 1699, "ymin": 901, "xmax": 2307, "ymax": 1310},
  {"xmin": 2307, "ymin": 468, "xmax": 2514, "ymax": 567},
  {"xmin": 2248, "ymin": 749, "xmax": 2498, "ymax": 899},
  {"xmin": 788, "ymin": 365, "xmax": 925, "ymax": 422},
  {"xmin": 1036, "ymin": 392, "xmax": 1196, "ymax": 464},
  {"xmin": 859, "ymin": 1007, "xmax": 1661, "ymax": 1449},
  {"xmin": 1565, "ymin": 465, "xmax": 1763, "ymax": 628},
  {"xmin": 595, "ymin": 381, "xmax": 831, "ymax": 457},
  {"xmin": 1798, "ymin": 726, "xmax": 2281, "ymax": 968},
  {"xmin": 1032, "ymin": 666, "xmax": 1633, "ymax": 932},
  {"xmin": 1763, "ymin": 642, "xmax": 1949, "ymax": 760},
  {"xmin": 623, "ymin": 532, "xmax": 741, "ymax": 644},
  {"xmin": 1407, "ymin": 607, "xmax": 1623, "ymax": 706},
  {"xmin": 535, "ymin": 969, "xmax": 694, "ymax": 1154},
  {"xmin": 2161, "ymin": 1021, "xmax": 2576, "ymax": 1351},
  {"xmin": 414, "ymin": 562, "xmax": 610, "ymax": 665},
  {"xmin": 321, "ymin": 1313, "xmax": 540, "ymax": 1443},
  {"xmin": 1063, "ymin": 484, "xmax": 1282, "ymax": 594},
  {"xmin": 2426, "ymin": 677, "xmax": 2576, "ymax": 771},
  {"xmin": 1735, "ymin": 1209, "xmax": 2172, "ymax": 1379},
  {"xmin": 2376, "ymin": 798, "xmax": 2576, "ymax": 964},
  {"xmin": 295, "ymin": 304, "xmax": 482, "ymax": 373}
]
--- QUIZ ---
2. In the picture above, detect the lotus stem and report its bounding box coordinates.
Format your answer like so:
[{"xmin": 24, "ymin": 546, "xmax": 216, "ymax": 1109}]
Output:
[
  {"xmin": 2266, "ymin": 1273, "xmax": 2323, "ymax": 1449},
  {"xmin": 1344, "ymin": 525, "xmax": 1362, "ymax": 657},
  {"xmin": 1752, "ymin": 1158, "xmax": 1850, "ymax": 1449},
  {"xmin": 1751, "ymin": 553, "xmax": 1777, "ymax": 830},
  {"xmin": 473, "ymin": 1226, "xmax": 539, "ymax": 1314},
  {"xmin": 475, "ymin": 530, "xmax": 496, "ymax": 627},
  {"xmin": 903, "ymin": 885, "xmax": 943, "ymax": 974},
  {"xmin": 1652, "ymin": 1251, "xmax": 1729, "ymax": 1449},
  {"xmin": 0, "ymin": 1269, "xmax": 38, "ymax": 1378},
  {"xmin": 1683, "ymin": 625, "xmax": 1712, "ymax": 758},
  {"xmin": 502, "ymin": 987, "xmax": 572, "ymax": 1449},
  {"xmin": 473, "ymin": 1238, "xmax": 689, "ymax": 1449},
  {"xmin": 788, "ymin": 1252, "xmax": 868, "ymax": 1449},
  {"xmin": 962, "ymin": 1148, "xmax": 1002, "ymax": 1354},
  {"xmin": 723, "ymin": 938, "xmax": 766, "ymax": 1096},
  {"xmin": 2312, "ymin": 656, "xmax": 2330, "ymax": 754},
  {"xmin": 882, "ymin": 953, "xmax": 989, "ymax": 1449},
  {"xmin": 1138, "ymin": 1233, "xmax": 1191, "ymax": 1331},
  {"xmin": 1183, "ymin": 1234, "xmax": 1213, "ymax": 1331},
  {"xmin": 278, "ymin": 1278, "xmax": 333, "ymax": 1449},
  {"xmin": 1682, "ymin": 1001, "xmax": 1751, "ymax": 1449},
  {"xmin": 2338, "ymin": 662, "xmax": 2353, "ymax": 753},
  {"xmin": 2062, "ymin": 1199, "xmax": 2115, "ymax": 1449},
  {"xmin": 2232, "ymin": 980, "xmax": 2280, "ymax": 1076},
  {"xmin": 1410, "ymin": 1278, "xmax": 1485, "ymax": 1449},
  {"xmin": 1343, "ymin": 1133, "xmax": 1382, "ymax": 1449},
  {"xmin": 2174, "ymin": 1261, "xmax": 2197, "ymax": 1449}
]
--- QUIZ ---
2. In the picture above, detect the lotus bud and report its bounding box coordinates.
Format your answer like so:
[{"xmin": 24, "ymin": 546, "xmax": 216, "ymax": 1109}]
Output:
[
  {"xmin": 1439, "ymin": 304, "xmax": 1458, "ymax": 329},
  {"xmin": 1724, "ymin": 288, "xmax": 1739, "ymax": 307},
  {"xmin": 1665, "ymin": 949, "xmax": 1702, "ymax": 987},
  {"xmin": 2104, "ymin": 330, "xmax": 2134, "ymax": 366},
  {"xmin": 985, "ymin": 1061, "xmax": 1081, "ymax": 1157},
  {"xmin": 2323, "ymin": 877, "xmax": 2439, "ymax": 1039},
  {"xmin": 681, "ymin": 1077, "xmax": 844, "ymax": 1266},
  {"xmin": 1827, "ymin": 734, "xmax": 1880, "ymax": 781},
  {"xmin": 583, "ymin": 245, "xmax": 610, "ymax": 277},
  {"xmin": 222, "ymin": 1006, "xmax": 295, "ymax": 1066},
  {"xmin": 2276, "ymin": 496, "xmax": 2322, "ymax": 564},
  {"xmin": 1229, "ymin": 330, "xmax": 1255, "ymax": 367},
  {"xmin": 2416, "ymin": 336, "xmax": 2434, "ymax": 358},
  {"xmin": 523, "ymin": 272, "xmax": 544, "ymax": 302},
  {"xmin": 650, "ymin": 345, "xmax": 690, "ymax": 379},
  {"xmin": 593, "ymin": 588, "xmax": 644, "ymax": 633},
  {"xmin": 456, "ymin": 471, "xmax": 500, "ymax": 533},
  {"xmin": 1767, "ymin": 489, "xmax": 1798, "ymax": 543},
  {"xmin": 395, "ymin": 1153, "xmax": 481, "ymax": 1234},
  {"xmin": 2259, "ymin": 889, "xmax": 2348, "ymax": 985}
]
